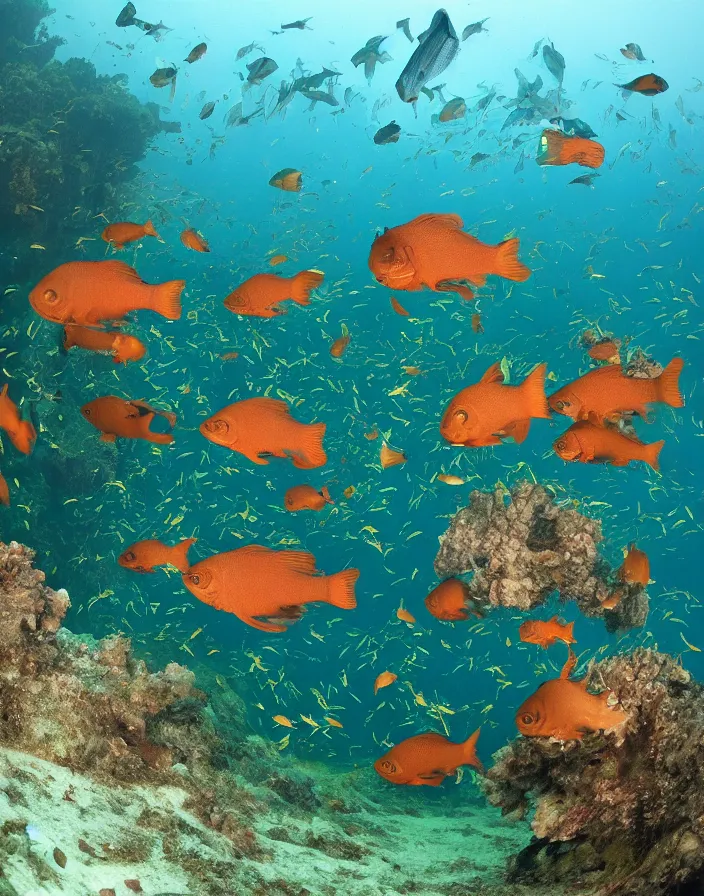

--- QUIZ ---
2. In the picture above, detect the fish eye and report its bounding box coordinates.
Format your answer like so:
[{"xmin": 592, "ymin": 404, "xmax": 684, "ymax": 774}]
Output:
[
  {"xmin": 556, "ymin": 439, "xmax": 566, "ymax": 451},
  {"xmin": 123, "ymin": 551, "xmax": 136, "ymax": 562},
  {"xmin": 83, "ymin": 408, "xmax": 91, "ymax": 416},
  {"xmin": 521, "ymin": 713, "xmax": 534, "ymax": 726},
  {"xmin": 205, "ymin": 419, "xmax": 229, "ymax": 434},
  {"xmin": 453, "ymin": 409, "xmax": 468, "ymax": 423},
  {"xmin": 44, "ymin": 288, "xmax": 59, "ymax": 304},
  {"xmin": 380, "ymin": 760, "xmax": 395, "ymax": 773},
  {"xmin": 188, "ymin": 574, "xmax": 200, "ymax": 586}
]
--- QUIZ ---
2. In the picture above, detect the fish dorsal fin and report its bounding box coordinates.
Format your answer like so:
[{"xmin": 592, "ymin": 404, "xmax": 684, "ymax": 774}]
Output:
[
  {"xmin": 560, "ymin": 647, "xmax": 577, "ymax": 679},
  {"xmin": 98, "ymin": 260, "xmax": 145, "ymax": 284},
  {"xmin": 277, "ymin": 550, "xmax": 317, "ymax": 575},
  {"xmin": 242, "ymin": 397, "xmax": 291, "ymax": 418},
  {"xmin": 480, "ymin": 362, "xmax": 504, "ymax": 385},
  {"xmin": 413, "ymin": 213, "xmax": 464, "ymax": 231}
]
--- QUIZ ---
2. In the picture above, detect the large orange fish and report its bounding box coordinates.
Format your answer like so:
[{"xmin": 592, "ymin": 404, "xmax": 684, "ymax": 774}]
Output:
[
  {"xmin": 554, "ymin": 420, "xmax": 663, "ymax": 470},
  {"xmin": 180, "ymin": 229, "xmax": 210, "ymax": 252},
  {"xmin": 516, "ymin": 650, "xmax": 628, "ymax": 740},
  {"xmin": 200, "ymin": 397, "xmax": 326, "ymax": 468},
  {"xmin": 425, "ymin": 578, "xmax": 481, "ymax": 621},
  {"xmin": 549, "ymin": 358, "xmax": 684, "ymax": 423},
  {"xmin": 0, "ymin": 384, "xmax": 36, "ymax": 454},
  {"xmin": 102, "ymin": 220, "xmax": 158, "ymax": 248},
  {"xmin": 587, "ymin": 339, "xmax": 620, "ymax": 364},
  {"xmin": 81, "ymin": 396, "xmax": 175, "ymax": 444},
  {"xmin": 618, "ymin": 544, "xmax": 649, "ymax": 586},
  {"xmin": 536, "ymin": 129, "xmax": 605, "ymax": 168},
  {"xmin": 0, "ymin": 472, "xmax": 9, "ymax": 506},
  {"xmin": 224, "ymin": 271, "xmax": 323, "ymax": 317},
  {"xmin": 374, "ymin": 729, "xmax": 482, "ymax": 786},
  {"xmin": 616, "ymin": 74, "xmax": 668, "ymax": 95},
  {"xmin": 30, "ymin": 261, "xmax": 184, "ymax": 326},
  {"xmin": 519, "ymin": 616, "xmax": 576, "ymax": 649},
  {"xmin": 440, "ymin": 362, "xmax": 550, "ymax": 447},
  {"xmin": 368, "ymin": 213, "xmax": 530, "ymax": 301},
  {"xmin": 63, "ymin": 326, "xmax": 146, "ymax": 365},
  {"xmin": 118, "ymin": 538, "xmax": 197, "ymax": 573},
  {"xmin": 284, "ymin": 485, "xmax": 333, "ymax": 511},
  {"xmin": 182, "ymin": 545, "xmax": 359, "ymax": 632}
]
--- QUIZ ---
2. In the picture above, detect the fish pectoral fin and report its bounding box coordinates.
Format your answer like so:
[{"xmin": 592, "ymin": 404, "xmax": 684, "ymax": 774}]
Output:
[
  {"xmin": 100, "ymin": 433, "xmax": 117, "ymax": 443},
  {"xmin": 466, "ymin": 434, "xmax": 503, "ymax": 447},
  {"xmin": 435, "ymin": 280, "xmax": 475, "ymax": 301},
  {"xmin": 501, "ymin": 418, "xmax": 531, "ymax": 444},
  {"xmin": 243, "ymin": 615, "xmax": 287, "ymax": 633}
]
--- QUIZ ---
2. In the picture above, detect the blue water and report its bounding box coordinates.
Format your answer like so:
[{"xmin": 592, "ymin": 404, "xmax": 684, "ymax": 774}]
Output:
[{"xmin": 2, "ymin": 0, "xmax": 703, "ymax": 777}]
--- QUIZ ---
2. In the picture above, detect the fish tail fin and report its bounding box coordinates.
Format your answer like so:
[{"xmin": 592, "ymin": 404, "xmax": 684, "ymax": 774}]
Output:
[
  {"xmin": 461, "ymin": 727, "xmax": 482, "ymax": 772},
  {"xmin": 565, "ymin": 620, "xmax": 576, "ymax": 643},
  {"xmin": 520, "ymin": 363, "xmax": 551, "ymax": 419},
  {"xmin": 321, "ymin": 485, "xmax": 334, "ymax": 504},
  {"xmin": 656, "ymin": 357, "xmax": 684, "ymax": 408},
  {"xmin": 291, "ymin": 270, "xmax": 324, "ymax": 305},
  {"xmin": 643, "ymin": 439, "xmax": 665, "ymax": 472},
  {"xmin": 495, "ymin": 237, "xmax": 531, "ymax": 282},
  {"xmin": 294, "ymin": 422, "xmax": 327, "ymax": 468},
  {"xmin": 140, "ymin": 412, "xmax": 174, "ymax": 445},
  {"xmin": 153, "ymin": 279, "xmax": 185, "ymax": 320},
  {"xmin": 581, "ymin": 139, "xmax": 605, "ymax": 169},
  {"xmin": 326, "ymin": 568, "xmax": 359, "ymax": 609},
  {"xmin": 143, "ymin": 219, "xmax": 158, "ymax": 238},
  {"xmin": 169, "ymin": 537, "xmax": 197, "ymax": 573}
]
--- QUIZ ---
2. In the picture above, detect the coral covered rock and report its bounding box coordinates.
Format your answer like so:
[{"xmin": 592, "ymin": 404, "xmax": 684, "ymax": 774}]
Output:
[
  {"xmin": 434, "ymin": 481, "xmax": 648, "ymax": 631},
  {"xmin": 484, "ymin": 649, "xmax": 704, "ymax": 895}
]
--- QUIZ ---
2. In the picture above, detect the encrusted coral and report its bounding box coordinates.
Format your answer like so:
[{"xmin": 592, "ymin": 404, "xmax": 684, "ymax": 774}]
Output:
[
  {"xmin": 484, "ymin": 649, "xmax": 704, "ymax": 896},
  {"xmin": 434, "ymin": 481, "xmax": 648, "ymax": 631}
]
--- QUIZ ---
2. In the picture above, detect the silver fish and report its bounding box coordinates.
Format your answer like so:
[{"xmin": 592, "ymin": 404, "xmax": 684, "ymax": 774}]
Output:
[{"xmin": 396, "ymin": 9, "xmax": 459, "ymax": 105}]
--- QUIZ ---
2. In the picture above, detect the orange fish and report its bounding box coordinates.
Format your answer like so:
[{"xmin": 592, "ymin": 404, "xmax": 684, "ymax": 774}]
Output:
[
  {"xmin": 343, "ymin": 485, "xmax": 355, "ymax": 498},
  {"xmin": 536, "ymin": 129, "xmax": 605, "ymax": 169},
  {"xmin": 102, "ymin": 220, "xmax": 159, "ymax": 248},
  {"xmin": 440, "ymin": 362, "xmax": 549, "ymax": 447},
  {"xmin": 180, "ymin": 229, "xmax": 210, "ymax": 252},
  {"xmin": 330, "ymin": 329, "xmax": 350, "ymax": 358},
  {"xmin": 616, "ymin": 74, "xmax": 668, "ymax": 95},
  {"xmin": 471, "ymin": 313, "xmax": 484, "ymax": 334},
  {"xmin": 519, "ymin": 616, "xmax": 576, "ymax": 649},
  {"xmin": 182, "ymin": 545, "xmax": 359, "ymax": 632},
  {"xmin": 516, "ymin": 650, "xmax": 628, "ymax": 741},
  {"xmin": 425, "ymin": 578, "xmax": 480, "ymax": 621},
  {"xmin": 549, "ymin": 358, "xmax": 683, "ymax": 423},
  {"xmin": 374, "ymin": 671, "xmax": 397, "ymax": 694},
  {"xmin": 220, "ymin": 351, "xmax": 239, "ymax": 361},
  {"xmin": 374, "ymin": 729, "xmax": 482, "ymax": 786},
  {"xmin": 554, "ymin": 420, "xmax": 663, "ymax": 470},
  {"xmin": 200, "ymin": 397, "xmax": 326, "ymax": 468},
  {"xmin": 618, "ymin": 544, "xmax": 649, "ymax": 586},
  {"xmin": 81, "ymin": 396, "xmax": 175, "ymax": 444},
  {"xmin": 269, "ymin": 254, "xmax": 288, "ymax": 266},
  {"xmin": 601, "ymin": 590, "xmax": 623, "ymax": 611},
  {"xmin": 396, "ymin": 606, "xmax": 415, "ymax": 624},
  {"xmin": 390, "ymin": 296, "xmax": 409, "ymax": 316},
  {"xmin": 118, "ymin": 538, "xmax": 197, "ymax": 573},
  {"xmin": 30, "ymin": 261, "xmax": 184, "ymax": 326},
  {"xmin": 364, "ymin": 428, "xmax": 379, "ymax": 440},
  {"xmin": 0, "ymin": 385, "xmax": 36, "ymax": 454},
  {"xmin": 284, "ymin": 485, "xmax": 333, "ymax": 512},
  {"xmin": 0, "ymin": 472, "xmax": 9, "ymax": 506},
  {"xmin": 437, "ymin": 474, "xmax": 465, "ymax": 486},
  {"xmin": 402, "ymin": 366, "xmax": 423, "ymax": 376},
  {"xmin": 380, "ymin": 443, "xmax": 406, "ymax": 468},
  {"xmin": 224, "ymin": 270, "xmax": 323, "ymax": 318},
  {"xmin": 63, "ymin": 326, "xmax": 146, "ymax": 365},
  {"xmin": 269, "ymin": 168, "xmax": 302, "ymax": 192},
  {"xmin": 369, "ymin": 213, "xmax": 531, "ymax": 301},
  {"xmin": 587, "ymin": 339, "xmax": 620, "ymax": 363}
]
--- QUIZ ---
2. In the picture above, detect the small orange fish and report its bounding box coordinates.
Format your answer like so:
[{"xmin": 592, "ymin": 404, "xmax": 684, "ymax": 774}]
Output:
[
  {"xmin": 102, "ymin": 220, "xmax": 158, "ymax": 248},
  {"xmin": 519, "ymin": 616, "xmax": 576, "ymax": 649},
  {"xmin": 273, "ymin": 715, "xmax": 295, "ymax": 728},
  {"xmin": 330, "ymin": 330, "xmax": 351, "ymax": 358},
  {"xmin": 182, "ymin": 545, "xmax": 359, "ymax": 632},
  {"xmin": 81, "ymin": 396, "xmax": 175, "ymax": 444},
  {"xmin": 200, "ymin": 397, "xmax": 326, "ymax": 468},
  {"xmin": 425, "ymin": 578, "xmax": 479, "ymax": 621},
  {"xmin": 374, "ymin": 671, "xmax": 397, "ymax": 694},
  {"xmin": 269, "ymin": 254, "xmax": 288, "ymax": 266},
  {"xmin": 616, "ymin": 74, "xmax": 668, "ymax": 95},
  {"xmin": 471, "ymin": 313, "xmax": 484, "ymax": 334},
  {"xmin": 390, "ymin": 296, "xmax": 409, "ymax": 316},
  {"xmin": 402, "ymin": 366, "xmax": 423, "ymax": 376},
  {"xmin": 396, "ymin": 606, "xmax": 416, "ymax": 624},
  {"xmin": 269, "ymin": 168, "xmax": 302, "ymax": 192},
  {"xmin": 118, "ymin": 538, "xmax": 196, "ymax": 573},
  {"xmin": 516, "ymin": 649, "xmax": 628, "ymax": 741},
  {"xmin": 369, "ymin": 213, "xmax": 530, "ymax": 302},
  {"xmin": 364, "ymin": 428, "xmax": 379, "ymax": 440},
  {"xmin": 554, "ymin": 421, "xmax": 663, "ymax": 470},
  {"xmin": 375, "ymin": 729, "xmax": 482, "ymax": 786},
  {"xmin": 220, "ymin": 352, "xmax": 239, "ymax": 361},
  {"xmin": 284, "ymin": 484, "xmax": 333, "ymax": 512},
  {"xmin": 437, "ymin": 474, "xmax": 464, "ymax": 486},
  {"xmin": 30, "ymin": 260, "xmax": 184, "ymax": 326},
  {"xmin": 381, "ymin": 443, "xmax": 406, "ymax": 468},
  {"xmin": 536, "ymin": 129, "xmax": 605, "ymax": 169},
  {"xmin": 601, "ymin": 590, "xmax": 623, "ymax": 611},
  {"xmin": 587, "ymin": 339, "xmax": 620, "ymax": 363},
  {"xmin": 0, "ymin": 472, "xmax": 9, "ymax": 506},
  {"xmin": 224, "ymin": 270, "xmax": 323, "ymax": 318},
  {"xmin": 63, "ymin": 326, "xmax": 146, "ymax": 365},
  {"xmin": 325, "ymin": 717, "xmax": 343, "ymax": 728},
  {"xmin": 440, "ymin": 362, "xmax": 549, "ymax": 447},
  {"xmin": 618, "ymin": 544, "xmax": 649, "ymax": 586},
  {"xmin": 0, "ymin": 384, "xmax": 36, "ymax": 454},
  {"xmin": 343, "ymin": 486, "xmax": 356, "ymax": 498},
  {"xmin": 180, "ymin": 229, "xmax": 210, "ymax": 252}
]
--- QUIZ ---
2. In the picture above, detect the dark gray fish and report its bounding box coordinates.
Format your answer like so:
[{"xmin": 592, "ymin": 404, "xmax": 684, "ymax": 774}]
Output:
[
  {"xmin": 185, "ymin": 42, "xmax": 207, "ymax": 64},
  {"xmin": 461, "ymin": 18, "xmax": 488, "ymax": 40},
  {"xmin": 668, "ymin": 126, "xmax": 677, "ymax": 148},
  {"xmin": 529, "ymin": 38, "xmax": 544, "ymax": 58},
  {"xmin": 199, "ymin": 101, "xmax": 216, "ymax": 120},
  {"xmin": 149, "ymin": 66, "xmax": 177, "ymax": 88},
  {"xmin": 620, "ymin": 42, "xmax": 645, "ymax": 61},
  {"xmin": 471, "ymin": 89, "xmax": 495, "ymax": 113},
  {"xmin": 549, "ymin": 116, "xmax": 597, "ymax": 138},
  {"xmin": 470, "ymin": 152, "xmax": 490, "ymax": 166},
  {"xmin": 397, "ymin": 18, "xmax": 413, "ymax": 42},
  {"xmin": 374, "ymin": 121, "xmax": 401, "ymax": 144},
  {"xmin": 514, "ymin": 148, "xmax": 525, "ymax": 173},
  {"xmin": 281, "ymin": 17, "xmax": 312, "ymax": 29},
  {"xmin": 543, "ymin": 41, "xmax": 565, "ymax": 84},
  {"xmin": 351, "ymin": 36, "xmax": 392, "ymax": 83},
  {"xmin": 269, "ymin": 80, "xmax": 297, "ymax": 118},
  {"xmin": 247, "ymin": 56, "xmax": 278, "ymax": 85},
  {"xmin": 301, "ymin": 88, "xmax": 338, "ymax": 108},
  {"xmin": 396, "ymin": 9, "xmax": 459, "ymax": 105},
  {"xmin": 294, "ymin": 67, "xmax": 340, "ymax": 92},
  {"xmin": 115, "ymin": 2, "xmax": 136, "ymax": 27},
  {"xmin": 501, "ymin": 105, "xmax": 542, "ymax": 130},
  {"xmin": 136, "ymin": 19, "xmax": 172, "ymax": 39},
  {"xmin": 236, "ymin": 41, "xmax": 264, "ymax": 60},
  {"xmin": 569, "ymin": 173, "xmax": 600, "ymax": 186}
]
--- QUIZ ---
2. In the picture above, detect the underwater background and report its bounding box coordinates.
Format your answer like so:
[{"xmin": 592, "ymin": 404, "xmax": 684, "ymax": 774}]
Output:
[{"xmin": 1, "ymin": 0, "xmax": 703, "ymax": 816}]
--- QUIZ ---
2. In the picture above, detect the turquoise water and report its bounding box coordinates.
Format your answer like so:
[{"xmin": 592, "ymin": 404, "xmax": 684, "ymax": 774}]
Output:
[{"xmin": 2, "ymin": 0, "xmax": 703, "ymax": 782}]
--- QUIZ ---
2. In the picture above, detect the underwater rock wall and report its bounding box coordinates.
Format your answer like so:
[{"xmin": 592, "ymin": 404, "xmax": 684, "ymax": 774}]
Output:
[{"xmin": 434, "ymin": 481, "xmax": 649, "ymax": 632}]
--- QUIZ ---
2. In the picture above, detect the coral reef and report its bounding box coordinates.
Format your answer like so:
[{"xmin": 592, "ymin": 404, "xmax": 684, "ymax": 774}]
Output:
[
  {"xmin": 434, "ymin": 481, "xmax": 648, "ymax": 631},
  {"xmin": 484, "ymin": 649, "xmax": 704, "ymax": 896}
]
